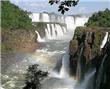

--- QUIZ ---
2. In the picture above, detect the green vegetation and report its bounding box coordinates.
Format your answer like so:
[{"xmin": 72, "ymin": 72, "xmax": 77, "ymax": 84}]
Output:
[
  {"xmin": 1, "ymin": 1, "xmax": 37, "ymax": 53},
  {"xmin": 74, "ymin": 27, "xmax": 106, "ymax": 55},
  {"xmin": 1, "ymin": 1, "xmax": 32, "ymax": 30},
  {"xmin": 85, "ymin": 9, "xmax": 110, "ymax": 27},
  {"xmin": 23, "ymin": 64, "xmax": 48, "ymax": 89}
]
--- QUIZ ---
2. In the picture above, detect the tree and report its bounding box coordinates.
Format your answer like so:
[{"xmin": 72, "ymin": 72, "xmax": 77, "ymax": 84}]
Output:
[
  {"xmin": 1, "ymin": 1, "xmax": 32, "ymax": 30},
  {"xmin": 23, "ymin": 64, "xmax": 48, "ymax": 89},
  {"xmin": 49, "ymin": 0, "xmax": 79, "ymax": 14},
  {"xmin": 85, "ymin": 8, "xmax": 110, "ymax": 27}
]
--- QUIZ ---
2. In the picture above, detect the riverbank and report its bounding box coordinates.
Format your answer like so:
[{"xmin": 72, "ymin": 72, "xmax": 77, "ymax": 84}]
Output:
[{"xmin": 1, "ymin": 28, "xmax": 40, "ymax": 53}]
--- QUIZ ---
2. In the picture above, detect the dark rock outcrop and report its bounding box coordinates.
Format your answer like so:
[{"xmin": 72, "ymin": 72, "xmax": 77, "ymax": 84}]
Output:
[{"xmin": 69, "ymin": 27, "xmax": 110, "ymax": 89}]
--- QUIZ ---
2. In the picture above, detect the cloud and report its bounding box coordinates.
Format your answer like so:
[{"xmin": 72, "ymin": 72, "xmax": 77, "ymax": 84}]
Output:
[
  {"xmin": 78, "ymin": 7, "xmax": 87, "ymax": 13},
  {"xmin": 29, "ymin": 3, "xmax": 48, "ymax": 8}
]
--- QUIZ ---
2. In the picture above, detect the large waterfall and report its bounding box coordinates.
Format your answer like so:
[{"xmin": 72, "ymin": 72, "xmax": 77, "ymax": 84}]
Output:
[
  {"xmin": 29, "ymin": 12, "xmax": 90, "ymax": 89},
  {"xmin": 29, "ymin": 12, "xmax": 88, "ymax": 42}
]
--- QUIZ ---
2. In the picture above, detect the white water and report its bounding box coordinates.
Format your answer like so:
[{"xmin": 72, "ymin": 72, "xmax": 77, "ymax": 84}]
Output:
[
  {"xmin": 100, "ymin": 32, "xmax": 108, "ymax": 49},
  {"xmin": 29, "ymin": 13, "xmax": 65, "ymax": 23},
  {"xmin": 2, "ymin": 13, "xmax": 90, "ymax": 89},
  {"xmin": 76, "ymin": 69, "xmax": 96, "ymax": 89},
  {"xmin": 76, "ymin": 46, "xmax": 84, "ymax": 80},
  {"xmin": 32, "ymin": 13, "xmax": 90, "ymax": 89},
  {"xmin": 95, "ymin": 54, "xmax": 107, "ymax": 89},
  {"xmin": 34, "ymin": 17, "xmax": 88, "ymax": 42},
  {"xmin": 42, "ymin": 13, "xmax": 50, "ymax": 22},
  {"xmin": 35, "ymin": 30, "xmax": 45, "ymax": 42},
  {"xmin": 65, "ymin": 16, "xmax": 88, "ymax": 33},
  {"xmin": 31, "ymin": 12, "xmax": 89, "ymax": 42},
  {"xmin": 29, "ymin": 13, "xmax": 40, "ymax": 22},
  {"xmin": 59, "ymin": 48, "xmax": 70, "ymax": 78}
]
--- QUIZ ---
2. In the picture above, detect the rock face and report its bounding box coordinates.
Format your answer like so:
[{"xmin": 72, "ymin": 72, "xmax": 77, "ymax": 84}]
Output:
[
  {"xmin": 69, "ymin": 27, "xmax": 110, "ymax": 89},
  {"xmin": 1, "ymin": 28, "xmax": 39, "ymax": 53}
]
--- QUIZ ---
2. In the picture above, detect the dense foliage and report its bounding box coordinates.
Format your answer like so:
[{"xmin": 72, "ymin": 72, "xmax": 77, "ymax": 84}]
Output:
[
  {"xmin": 49, "ymin": 0, "xmax": 79, "ymax": 14},
  {"xmin": 85, "ymin": 9, "xmax": 110, "ymax": 27},
  {"xmin": 1, "ymin": 1, "xmax": 32, "ymax": 30},
  {"xmin": 23, "ymin": 64, "xmax": 48, "ymax": 89}
]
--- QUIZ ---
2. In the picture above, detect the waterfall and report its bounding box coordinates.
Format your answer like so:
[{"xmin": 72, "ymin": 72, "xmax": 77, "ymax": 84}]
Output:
[
  {"xmin": 62, "ymin": 26, "xmax": 67, "ymax": 33},
  {"xmin": 30, "ymin": 12, "xmax": 89, "ymax": 41},
  {"xmin": 42, "ymin": 13, "xmax": 49, "ymax": 22},
  {"xmin": 30, "ymin": 12, "xmax": 66, "ymax": 23},
  {"xmin": 46, "ymin": 24, "xmax": 51, "ymax": 39},
  {"xmin": 76, "ymin": 45, "xmax": 84, "ymax": 80},
  {"xmin": 51, "ymin": 24, "xmax": 56, "ymax": 39},
  {"xmin": 44, "ymin": 23, "xmax": 66, "ymax": 40},
  {"xmin": 75, "ymin": 17, "xmax": 88, "ymax": 27},
  {"xmin": 65, "ymin": 16, "xmax": 75, "ymax": 30},
  {"xmin": 76, "ymin": 69, "xmax": 96, "ymax": 89},
  {"xmin": 65, "ymin": 16, "xmax": 88, "ymax": 31},
  {"xmin": 35, "ymin": 30, "xmax": 45, "ymax": 42},
  {"xmin": 95, "ymin": 54, "xmax": 107, "ymax": 89},
  {"xmin": 59, "ymin": 49, "xmax": 70, "ymax": 78},
  {"xmin": 100, "ymin": 32, "xmax": 108, "ymax": 49},
  {"xmin": 29, "ymin": 13, "xmax": 40, "ymax": 22},
  {"xmin": 45, "ymin": 28, "xmax": 49, "ymax": 39},
  {"xmin": 49, "ymin": 47, "xmax": 70, "ymax": 79}
]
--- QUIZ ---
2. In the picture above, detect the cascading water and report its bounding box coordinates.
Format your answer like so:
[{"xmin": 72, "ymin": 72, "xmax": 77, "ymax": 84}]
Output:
[
  {"xmin": 94, "ymin": 33, "xmax": 109, "ymax": 89},
  {"xmin": 42, "ymin": 13, "xmax": 50, "ymax": 22},
  {"xmin": 45, "ymin": 24, "xmax": 52, "ymax": 39},
  {"xmin": 100, "ymin": 32, "xmax": 109, "ymax": 49},
  {"xmin": 29, "ymin": 13, "xmax": 40, "ymax": 22},
  {"xmin": 30, "ymin": 12, "xmax": 89, "ymax": 89},
  {"xmin": 62, "ymin": 26, "xmax": 67, "ymax": 33},
  {"xmin": 76, "ymin": 69, "xmax": 96, "ymax": 89},
  {"xmin": 59, "ymin": 47, "xmax": 70, "ymax": 78},
  {"xmin": 35, "ymin": 30, "xmax": 45, "ymax": 42},
  {"xmin": 44, "ymin": 24, "xmax": 66, "ymax": 40},
  {"xmin": 65, "ymin": 16, "xmax": 75, "ymax": 30},
  {"xmin": 95, "ymin": 54, "xmax": 107, "ymax": 89},
  {"xmin": 51, "ymin": 24, "xmax": 56, "ymax": 39},
  {"xmin": 30, "ymin": 12, "xmax": 89, "ymax": 42},
  {"xmin": 76, "ymin": 45, "xmax": 84, "ymax": 80}
]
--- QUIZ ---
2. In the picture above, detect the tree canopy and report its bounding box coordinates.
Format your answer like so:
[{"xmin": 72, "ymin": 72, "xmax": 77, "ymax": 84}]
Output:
[
  {"xmin": 1, "ymin": 1, "xmax": 32, "ymax": 30},
  {"xmin": 49, "ymin": 0, "xmax": 79, "ymax": 14},
  {"xmin": 85, "ymin": 9, "xmax": 110, "ymax": 27}
]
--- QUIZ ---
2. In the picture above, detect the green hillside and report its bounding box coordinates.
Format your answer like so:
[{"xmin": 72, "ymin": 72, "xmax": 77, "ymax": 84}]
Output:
[
  {"xmin": 1, "ymin": 1, "xmax": 32, "ymax": 30},
  {"xmin": 85, "ymin": 9, "xmax": 110, "ymax": 27}
]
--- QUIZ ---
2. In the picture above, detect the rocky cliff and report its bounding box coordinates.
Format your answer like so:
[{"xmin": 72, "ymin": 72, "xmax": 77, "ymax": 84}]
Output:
[
  {"xmin": 1, "ymin": 28, "xmax": 39, "ymax": 53},
  {"xmin": 1, "ymin": 1, "xmax": 40, "ymax": 53},
  {"xmin": 69, "ymin": 27, "xmax": 110, "ymax": 89}
]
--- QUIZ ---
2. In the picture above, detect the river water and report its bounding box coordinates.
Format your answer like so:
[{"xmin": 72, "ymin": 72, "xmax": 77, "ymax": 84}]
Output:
[
  {"xmin": 1, "ymin": 30, "xmax": 78, "ymax": 89},
  {"xmin": 1, "ymin": 15, "xmax": 90, "ymax": 89}
]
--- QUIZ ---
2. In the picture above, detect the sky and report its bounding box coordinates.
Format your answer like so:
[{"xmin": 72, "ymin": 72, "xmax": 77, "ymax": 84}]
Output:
[{"xmin": 10, "ymin": 0, "xmax": 110, "ymax": 15}]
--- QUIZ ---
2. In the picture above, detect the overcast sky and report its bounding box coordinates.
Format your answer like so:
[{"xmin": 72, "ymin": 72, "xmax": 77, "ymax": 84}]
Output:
[{"xmin": 10, "ymin": 0, "xmax": 110, "ymax": 15}]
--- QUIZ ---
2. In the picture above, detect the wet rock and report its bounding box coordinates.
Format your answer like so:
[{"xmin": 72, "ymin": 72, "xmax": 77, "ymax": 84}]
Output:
[{"xmin": 69, "ymin": 27, "xmax": 110, "ymax": 83}]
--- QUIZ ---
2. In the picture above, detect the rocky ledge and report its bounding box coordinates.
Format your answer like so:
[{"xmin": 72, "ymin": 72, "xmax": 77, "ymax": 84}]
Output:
[
  {"xmin": 69, "ymin": 27, "xmax": 110, "ymax": 89},
  {"xmin": 1, "ymin": 28, "xmax": 40, "ymax": 53}
]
